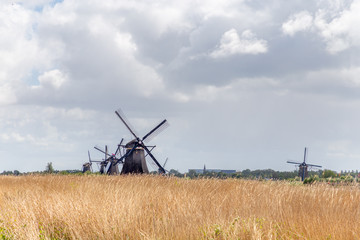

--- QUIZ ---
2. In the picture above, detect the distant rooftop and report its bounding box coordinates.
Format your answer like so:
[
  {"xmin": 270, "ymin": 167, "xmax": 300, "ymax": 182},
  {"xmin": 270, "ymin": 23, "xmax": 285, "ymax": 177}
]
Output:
[{"xmin": 188, "ymin": 169, "xmax": 236, "ymax": 174}]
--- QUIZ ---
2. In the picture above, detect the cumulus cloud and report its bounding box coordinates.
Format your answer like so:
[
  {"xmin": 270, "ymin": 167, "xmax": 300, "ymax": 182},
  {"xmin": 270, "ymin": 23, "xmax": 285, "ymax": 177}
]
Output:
[
  {"xmin": 36, "ymin": 69, "xmax": 67, "ymax": 89},
  {"xmin": 314, "ymin": 1, "xmax": 360, "ymax": 54},
  {"xmin": 210, "ymin": 29, "xmax": 268, "ymax": 58},
  {"xmin": 282, "ymin": 0, "xmax": 360, "ymax": 54},
  {"xmin": 282, "ymin": 11, "xmax": 313, "ymax": 36}
]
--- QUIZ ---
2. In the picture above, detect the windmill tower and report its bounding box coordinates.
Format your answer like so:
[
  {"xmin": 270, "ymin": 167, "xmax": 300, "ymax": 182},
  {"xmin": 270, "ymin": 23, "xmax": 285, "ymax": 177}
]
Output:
[
  {"xmin": 121, "ymin": 139, "xmax": 149, "ymax": 173},
  {"xmin": 287, "ymin": 147, "xmax": 322, "ymax": 181}
]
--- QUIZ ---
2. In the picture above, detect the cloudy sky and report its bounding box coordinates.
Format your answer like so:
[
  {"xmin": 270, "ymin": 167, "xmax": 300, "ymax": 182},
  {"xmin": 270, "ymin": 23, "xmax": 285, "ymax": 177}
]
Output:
[{"xmin": 1, "ymin": 0, "xmax": 360, "ymax": 173}]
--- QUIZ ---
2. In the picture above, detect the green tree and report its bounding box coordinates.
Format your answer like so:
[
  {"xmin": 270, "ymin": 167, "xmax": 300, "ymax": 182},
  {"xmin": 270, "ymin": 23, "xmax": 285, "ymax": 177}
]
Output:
[
  {"xmin": 169, "ymin": 169, "xmax": 183, "ymax": 177},
  {"xmin": 45, "ymin": 162, "xmax": 54, "ymax": 174},
  {"xmin": 322, "ymin": 169, "xmax": 337, "ymax": 178},
  {"xmin": 187, "ymin": 170, "xmax": 198, "ymax": 178},
  {"xmin": 241, "ymin": 169, "xmax": 251, "ymax": 178}
]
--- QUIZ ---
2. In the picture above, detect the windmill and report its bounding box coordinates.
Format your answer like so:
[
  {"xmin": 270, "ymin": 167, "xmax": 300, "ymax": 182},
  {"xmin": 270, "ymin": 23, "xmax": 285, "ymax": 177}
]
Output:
[
  {"xmin": 287, "ymin": 147, "xmax": 322, "ymax": 181},
  {"xmin": 82, "ymin": 151, "xmax": 93, "ymax": 173},
  {"xmin": 84, "ymin": 150, "xmax": 104, "ymax": 173},
  {"xmin": 114, "ymin": 108, "xmax": 169, "ymax": 174},
  {"xmin": 94, "ymin": 139, "xmax": 124, "ymax": 175}
]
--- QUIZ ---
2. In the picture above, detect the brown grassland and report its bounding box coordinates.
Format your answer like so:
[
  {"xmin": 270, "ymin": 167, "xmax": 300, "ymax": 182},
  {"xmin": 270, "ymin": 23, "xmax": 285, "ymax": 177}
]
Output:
[{"xmin": 0, "ymin": 175, "xmax": 359, "ymax": 239}]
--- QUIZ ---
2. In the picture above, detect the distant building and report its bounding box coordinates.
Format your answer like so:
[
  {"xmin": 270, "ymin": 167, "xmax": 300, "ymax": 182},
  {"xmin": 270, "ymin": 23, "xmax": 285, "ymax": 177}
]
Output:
[{"xmin": 188, "ymin": 168, "xmax": 236, "ymax": 174}]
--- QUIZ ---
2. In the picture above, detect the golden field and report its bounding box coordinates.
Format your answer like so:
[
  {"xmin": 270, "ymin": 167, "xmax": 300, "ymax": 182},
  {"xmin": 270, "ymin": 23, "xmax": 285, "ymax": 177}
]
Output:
[{"xmin": 0, "ymin": 175, "xmax": 359, "ymax": 239}]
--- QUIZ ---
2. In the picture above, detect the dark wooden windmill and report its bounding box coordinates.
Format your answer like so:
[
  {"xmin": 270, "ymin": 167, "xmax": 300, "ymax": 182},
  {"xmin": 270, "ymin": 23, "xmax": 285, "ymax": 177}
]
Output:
[
  {"xmin": 94, "ymin": 140, "xmax": 124, "ymax": 175},
  {"xmin": 82, "ymin": 151, "xmax": 93, "ymax": 173},
  {"xmin": 114, "ymin": 108, "xmax": 169, "ymax": 174},
  {"xmin": 84, "ymin": 150, "xmax": 105, "ymax": 173},
  {"xmin": 287, "ymin": 147, "xmax": 322, "ymax": 181}
]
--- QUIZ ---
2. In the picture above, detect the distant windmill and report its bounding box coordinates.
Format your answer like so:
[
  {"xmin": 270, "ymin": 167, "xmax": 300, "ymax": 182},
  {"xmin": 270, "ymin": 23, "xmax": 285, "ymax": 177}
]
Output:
[
  {"xmin": 287, "ymin": 147, "xmax": 322, "ymax": 181},
  {"xmin": 82, "ymin": 151, "xmax": 93, "ymax": 173},
  {"xmin": 94, "ymin": 139, "xmax": 124, "ymax": 175},
  {"xmin": 84, "ymin": 150, "xmax": 104, "ymax": 173}
]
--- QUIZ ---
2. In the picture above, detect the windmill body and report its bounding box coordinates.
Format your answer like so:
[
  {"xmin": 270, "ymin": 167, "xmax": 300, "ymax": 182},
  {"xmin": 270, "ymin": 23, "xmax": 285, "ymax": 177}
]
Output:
[
  {"xmin": 121, "ymin": 139, "xmax": 149, "ymax": 174},
  {"xmin": 82, "ymin": 162, "xmax": 91, "ymax": 173},
  {"xmin": 106, "ymin": 157, "xmax": 120, "ymax": 175},
  {"xmin": 82, "ymin": 150, "xmax": 96, "ymax": 173},
  {"xmin": 99, "ymin": 162, "xmax": 106, "ymax": 174},
  {"xmin": 298, "ymin": 163, "xmax": 308, "ymax": 181}
]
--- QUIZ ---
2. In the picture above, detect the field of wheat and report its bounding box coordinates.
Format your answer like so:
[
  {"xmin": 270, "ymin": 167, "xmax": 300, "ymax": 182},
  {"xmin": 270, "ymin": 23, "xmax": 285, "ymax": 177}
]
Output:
[{"xmin": 0, "ymin": 175, "xmax": 359, "ymax": 239}]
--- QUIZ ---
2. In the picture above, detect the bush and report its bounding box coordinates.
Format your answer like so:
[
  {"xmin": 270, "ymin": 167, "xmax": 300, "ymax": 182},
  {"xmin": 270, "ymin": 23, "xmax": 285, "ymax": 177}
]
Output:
[
  {"xmin": 322, "ymin": 169, "xmax": 337, "ymax": 178},
  {"xmin": 303, "ymin": 175, "xmax": 319, "ymax": 184}
]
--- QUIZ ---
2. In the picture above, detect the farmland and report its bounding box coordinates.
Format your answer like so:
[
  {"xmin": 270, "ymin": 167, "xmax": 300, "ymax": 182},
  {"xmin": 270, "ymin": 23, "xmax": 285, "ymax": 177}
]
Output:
[{"xmin": 0, "ymin": 175, "xmax": 359, "ymax": 239}]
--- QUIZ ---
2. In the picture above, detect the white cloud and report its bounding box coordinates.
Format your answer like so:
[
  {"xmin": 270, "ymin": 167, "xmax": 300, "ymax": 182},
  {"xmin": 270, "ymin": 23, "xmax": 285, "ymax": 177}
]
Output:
[
  {"xmin": 114, "ymin": 32, "xmax": 137, "ymax": 55},
  {"xmin": 171, "ymin": 77, "xmax": 278, "ymax": 103},
  {"xmin": 282, "ymin": 0, "xmax": 360, "ymax": 54},
  {"xmin": 36, "ymin": 69, "xmax": 67, "ymax": 89},
  {"xmin": 40, "ymin": 1, "xmax": 77, "ymax": 26},
  {"xmin": 210, "ymin": 29, "xmax": 268, "ymax": 58},
  {"xmin": 0, "ymin": 132, "xmax": 36, "ymax": 143},
  {"xmin": 300, "ymin": 66, "xmax": 360, "ymax": 92},
  {"xmin": 0, "ymin": 84, "xmax": 17, "ymax": 105},
  {"xmin": 0, "ymin": 3, "xmax": 38, "ymax": 82},
  {"xmin": 172, "ymin": 92, "xmax": 191, "ymax": 103},
  {"xmin": 282, "ymin": 11, "xmax": 313, "ymax": 36},
  {"xmin": 314, "ymin": 1, "xmax": 360, "ymax": 54},
  {"xmin": 197, "ymin": 0, "xmax": 242, "ymax": 20}
]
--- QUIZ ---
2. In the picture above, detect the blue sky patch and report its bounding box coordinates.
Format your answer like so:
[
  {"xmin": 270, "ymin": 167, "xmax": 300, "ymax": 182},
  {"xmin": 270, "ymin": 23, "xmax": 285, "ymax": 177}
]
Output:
[
  {"xmin": 50, "ymin": 0, "xmax": 64, "ymax": 7},
  {"xmin": 33, "ymin": 0, "xmax": 64, "ymax": 12},
  {"xmin": 24, "ymin": 69, "xmax": 41, "ymax": 86}
]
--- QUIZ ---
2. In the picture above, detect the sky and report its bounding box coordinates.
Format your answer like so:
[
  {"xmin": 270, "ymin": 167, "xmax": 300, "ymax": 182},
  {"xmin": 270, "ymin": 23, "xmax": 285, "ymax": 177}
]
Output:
[{"xmin": 1, "ymin": 0, "xmax": 360, "ymax": 173}]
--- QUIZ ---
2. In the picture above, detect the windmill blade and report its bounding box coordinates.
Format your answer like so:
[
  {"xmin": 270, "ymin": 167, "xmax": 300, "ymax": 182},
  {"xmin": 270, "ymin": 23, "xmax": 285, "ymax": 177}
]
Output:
[
  {"xmin": 144, "ymin": 145, "xmax": 155, "ymax": 158},
  {"xmin": 105, "ymin": 161, "xmax": 112, "ymax": 174},
  {"xmin": 115, "ymin": 109, "xmax": 139, "ymax": 139},
  {"xmin": 114, "ymin": 143, "xmax": 138, "ymax": 165},
  {"xmin": 287, "ymin": 161, "xmax": 301, "ymax": 165},
  {"xmin": 307, "ymin": 164, "xmax": 322, "ymax": 168},
  {"xmin": 88, "ymin": 151, "xmax": 102, "ymax": 163},
  {"xmin": 115, "ymin": 138, "xmax": 124, "ymax": 156},
  {"xmin": 303, "ymin": 147, "xmax": 308, "ymax": 163},
  {"xmin": 142, "ymin": 143, "xmax": 165, "ymax": 173},
  {"xmin": 163, "ymin": 157, "xmax": 168, "ymax": 168},
  {"xmin": 142, "ymin": 119, "xmax": 169, "ymax": 143},
  {"xmin": 94, "ymin": 145, "xmax": 112, "ymax": 158}
]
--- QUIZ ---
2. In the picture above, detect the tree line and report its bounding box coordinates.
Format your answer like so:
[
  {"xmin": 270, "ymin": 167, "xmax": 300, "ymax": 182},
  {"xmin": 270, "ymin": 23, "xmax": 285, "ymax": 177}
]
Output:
[{"xmin": 2, "ymin": 162, "xmax": 360, "ymax": 184}]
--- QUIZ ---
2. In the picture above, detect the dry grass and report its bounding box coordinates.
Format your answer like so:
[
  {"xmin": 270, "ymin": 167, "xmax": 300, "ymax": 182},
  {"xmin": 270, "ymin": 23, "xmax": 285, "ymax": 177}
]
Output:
[{"xmin": 0, "ymin": 175, "xmax": 359, "ymax": 239}]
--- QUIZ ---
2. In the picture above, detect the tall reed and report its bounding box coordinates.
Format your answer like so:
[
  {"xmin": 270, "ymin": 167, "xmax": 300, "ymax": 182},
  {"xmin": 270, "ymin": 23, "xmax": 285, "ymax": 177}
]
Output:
[{"xmin": 0, "ymin": 175, "xmax": 359, "ymax": 239}]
